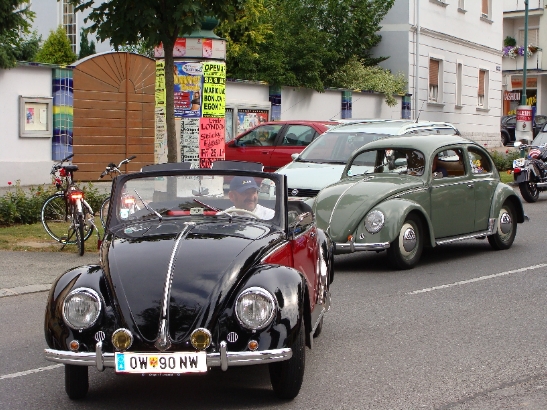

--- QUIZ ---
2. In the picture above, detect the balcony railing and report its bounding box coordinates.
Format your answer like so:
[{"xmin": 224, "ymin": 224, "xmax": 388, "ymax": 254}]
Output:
[{"xmin": 502, "ymin": 50, "xmax": 543, "ymax": 71}]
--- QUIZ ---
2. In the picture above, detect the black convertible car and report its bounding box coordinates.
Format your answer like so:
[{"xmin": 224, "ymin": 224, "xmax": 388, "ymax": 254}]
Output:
[{"xmin": 44, "ymin": 162, "xmax": 333, "ymax": 400}]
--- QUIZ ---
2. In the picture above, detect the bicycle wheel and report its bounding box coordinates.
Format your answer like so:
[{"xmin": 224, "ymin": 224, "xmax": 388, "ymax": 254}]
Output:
[
  {"xmin": 42, "ymin": 194, "xmax": 74, "ymax": 243},
  {"xmin": 75, "ymin": 212, "xmax": 85, "ymax": 256},
  {"xmin": 99, "ymin": 196, "xmax": 110, "ymax": 228}
]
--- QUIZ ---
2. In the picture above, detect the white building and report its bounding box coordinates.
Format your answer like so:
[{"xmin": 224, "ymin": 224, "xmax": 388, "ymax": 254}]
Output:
[
  {"xmin": 373, "ymin": 0, "xmax": 503, "ymax": 145},
  {"xmin": 502, "ymin": 0, "xmax": 546, "ymax": 117},
  {"xmin": 29, "ymin": 0, "xmax": 110, "ymax": 56}
]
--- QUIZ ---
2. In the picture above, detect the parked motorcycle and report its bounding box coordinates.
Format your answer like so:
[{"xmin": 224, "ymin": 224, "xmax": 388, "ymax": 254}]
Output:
[{"xmin": 513, "ymin": 141, "xmax": 547, "ymax": 203}]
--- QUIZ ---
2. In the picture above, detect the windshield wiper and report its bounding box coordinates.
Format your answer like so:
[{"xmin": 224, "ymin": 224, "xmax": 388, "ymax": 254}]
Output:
[
  {"xmin": 194, "ymin": 199, "xmax": 220, "ymax": 212},
  {"xmin": 134, "ymin": 189, "xmax": 163, "ymax": 222}
]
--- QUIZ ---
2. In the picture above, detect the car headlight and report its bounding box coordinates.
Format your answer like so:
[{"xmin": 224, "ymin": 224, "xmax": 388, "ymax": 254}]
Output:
[
  {"xmin": 62, "ymin": 288, "xmax": 102, "ymax": 330},
  {"xmin": 364, "ymin": 210, "xmax": 385, "ymax": 234},
  {"xmin": 235, "ymin": 287, "xmax": 276, "ymax": 330}
]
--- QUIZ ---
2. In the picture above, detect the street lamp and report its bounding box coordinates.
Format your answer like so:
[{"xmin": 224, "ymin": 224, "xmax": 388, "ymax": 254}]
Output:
[{"xmin": 516, "ymin": 0, "xmax": 532, "ymax": 143}]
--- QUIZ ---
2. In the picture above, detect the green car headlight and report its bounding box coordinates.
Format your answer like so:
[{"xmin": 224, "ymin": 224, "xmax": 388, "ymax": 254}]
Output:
[
  {"xmin": 62, "ymin": 288, "xmax": 102, "ymax": 330},
  {"xmin": 364, "ymin": 210, "xmax": 385, "ymax": 234}
]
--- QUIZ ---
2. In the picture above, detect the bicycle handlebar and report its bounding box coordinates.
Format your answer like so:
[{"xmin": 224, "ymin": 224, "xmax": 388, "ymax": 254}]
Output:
[{"xmin": 99, "ymin": 155, "xmax": 137, "ymax": 179}]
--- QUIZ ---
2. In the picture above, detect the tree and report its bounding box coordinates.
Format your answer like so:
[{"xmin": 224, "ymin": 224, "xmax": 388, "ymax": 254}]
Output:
[
  {"xmin": 0, "ymin": 0, "xmax": 35, "ymax": 69},
  {"xmin": 78, "ymin": 29, "xmax": 96, "ymax": 60},
  {"xmin": 116, "ymin": 38, "xmax": 154, "ymax": 59},
  {"xmin": 69, "ymin": 0, "xmax": 245, "ymax": 163},
  {"xmin": 217, "ymin": 0, "xmax": 401, "ymax": 102},
  {"xmin": 34, "ymin": 25, "xmax": 77, "ymax": 65}
]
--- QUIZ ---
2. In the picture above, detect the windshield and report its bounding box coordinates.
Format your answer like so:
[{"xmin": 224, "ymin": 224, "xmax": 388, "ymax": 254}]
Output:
[
  {"xmin": 112, "ymin": 173, "xmax": 280, "ymax": 226},
  {"xmin": 298, "ymin": 132, "xmax": 387, "ymax": 163},
  {"xmin": 533, "ymin": 132, "xmax": 547, "ymax": 146},
  {"xmin": 346, "ymin": 148, "xmax": 426, "ymax": 177}
]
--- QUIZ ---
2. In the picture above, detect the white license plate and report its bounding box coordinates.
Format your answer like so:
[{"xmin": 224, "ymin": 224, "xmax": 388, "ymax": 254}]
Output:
[
  {"xmin": 513, "ymin": 158, "xmax": 525, "ymax": 168},
  {"xmin": 115, "ymin": 352, "xmax": 207, "ymax": 374}
]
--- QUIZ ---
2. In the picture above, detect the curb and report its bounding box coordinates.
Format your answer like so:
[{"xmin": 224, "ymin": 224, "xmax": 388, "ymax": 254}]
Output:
[{"xmin": 0, "ymin": 284, "xmax": 51, "ymax": 298}]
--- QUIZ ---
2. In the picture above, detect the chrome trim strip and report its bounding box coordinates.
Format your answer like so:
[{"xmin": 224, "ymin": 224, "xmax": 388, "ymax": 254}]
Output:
[
  {"xmin": 435, "ymin": 219, "xmax": 495, "ymax": 245},
  {"xmin": 334, "ymin": 241, "xmax": 390, "ymax": 254},
  {"xmin": 260, "ymin": 240, "xmax": 290, "ymax": 262},
  {"xmin": 327, "ymin": 181, "xmax": 361, "ymax": 234},
  {"xmin": 44, "ymin": 346, "xmax": 292, "ymax": 370},
  {"xmin": 156, "ymin": 222, "xmax": 195, "ymax": 350},
  {"xmin": 95, "ymin": 341, "xmax": 104, "ymax": 372}
]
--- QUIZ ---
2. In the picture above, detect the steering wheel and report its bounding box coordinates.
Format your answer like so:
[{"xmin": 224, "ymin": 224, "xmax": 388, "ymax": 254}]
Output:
[
  {"xmin": 217, "ymin": 208, "xmax": 258, "ymax": 218},
  {"xmin": 251, "ymin": 138, "xmax": 263, "ymax": 146}
]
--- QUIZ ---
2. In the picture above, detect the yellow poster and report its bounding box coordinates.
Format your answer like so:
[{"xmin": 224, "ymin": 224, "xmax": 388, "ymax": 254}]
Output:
[
  {"xmin": 155, "ymin": 60, "xmax": 166, "ymax": 107},
  {"xmin": 201, "ymin": 62, "xmax": 225, "ymax": 118}
]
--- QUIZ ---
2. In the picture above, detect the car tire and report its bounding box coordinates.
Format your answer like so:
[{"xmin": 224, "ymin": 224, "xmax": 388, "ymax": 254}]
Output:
[
  {"xmin": 387, "ymin": 214, "xmax": 423, "ymax": 270},
  {"xmin": 65, "ymin": 364, "xmax": 88, "ymax": 400},
  {"xmin": 269, "ymin": 323, "xmax": 305, "ymax": 400},
  {"xmin": 487, "ymin": 202, "xmax": 517, "ymax": 250},
  {"xmin": 519, "ymin": 182, "xmax": 539, "ymax": 203},
  {"xmin": 501, "ymin": 133, "xmax": 509, "ymax": 146},
  {"xmin": 313, "ymin": 315, "xmax": 324, "ymax": 338}
]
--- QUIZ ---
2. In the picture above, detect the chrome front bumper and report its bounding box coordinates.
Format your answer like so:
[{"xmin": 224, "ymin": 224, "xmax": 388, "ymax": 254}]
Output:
[
  {"xmin": 45, "ymin": 341, "xmax": 292, "ymax": 372},
  {"xmin": 334, "ymin": 240, "xmax": 390, "ymax": 254}
]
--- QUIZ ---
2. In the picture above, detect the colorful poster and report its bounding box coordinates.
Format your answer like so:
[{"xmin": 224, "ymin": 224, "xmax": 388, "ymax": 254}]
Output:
[
  {"xmin": 199, "ymin": 117, "xmax": 225, "ymax": 168},
  {"xmin": 202, "ymin": 39, "xmax": 213, "ymax": 58},
  {"xmin": 202, "ymin": 62, "xmax": 226, "ymax": 118},
  {"xmin": 155, "ymin": 60, "xmax": 166, "ymax": 107},
  {"xmin": 174, "ymin": 62, "xmax": 203, "ymax": 118},
  {"xmin": 26, "ymin": 107, "xmax": 35, "ymax": 124},
  {"xmin": 237, "ymin": 109, "xmax": 269, "ymax": 135},
  {"xmin": 155, "ymin": 60, "xmax": 167, "ymax": 164},
  {"xmin": 174, "ymin": 38, "xmax": 186, "ymax": 57},
  {"xmin": 181, "ymin": 118, "xmax": 200, "ymax": 168}
]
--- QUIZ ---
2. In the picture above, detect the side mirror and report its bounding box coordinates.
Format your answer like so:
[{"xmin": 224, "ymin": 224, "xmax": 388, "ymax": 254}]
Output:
[
  {"xmin": 289, "ymin": 211, "xmax": 313, "ymax": 237},
  {"xmin": 291, "ymin": 153, "xmax": 299, "ymax": 161}
]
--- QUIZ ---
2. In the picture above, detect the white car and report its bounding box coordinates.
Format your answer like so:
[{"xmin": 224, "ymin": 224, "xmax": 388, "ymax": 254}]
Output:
[{"xmin": 276, "ymin": 120, "xmax": 460, "ymax": 202}]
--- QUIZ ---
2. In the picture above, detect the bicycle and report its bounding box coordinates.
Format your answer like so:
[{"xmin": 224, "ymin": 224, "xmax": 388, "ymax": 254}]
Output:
[
  {"xmin": 98, "ymin": 155, "xmax": 137, "ymax": 227},
  {"xmin": 41, "ymin": 153, "xmax": 99, "ymax": 256}
]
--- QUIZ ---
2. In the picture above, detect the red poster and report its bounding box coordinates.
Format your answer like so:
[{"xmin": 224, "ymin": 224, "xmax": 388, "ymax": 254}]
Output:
[
  {"xmin": 202, "ymin": 39, "xmax": 213, "ymax": 58},
  {"xmin": 174, "ymin": 38, "xmax": 186, "ymax": 57},
  {"xmin": 199, "ymin": 117, "xmax": 225, "ymax": 168}
]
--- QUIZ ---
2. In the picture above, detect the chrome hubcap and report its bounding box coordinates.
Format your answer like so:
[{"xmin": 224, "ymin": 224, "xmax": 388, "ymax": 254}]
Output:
[
  {"xmin": 402, "ymin": 227, "xmax": 417, "ymax": 252},
  {"xmin": 499, "ymin": 211, "xmax": 512, "ymax": 234}
]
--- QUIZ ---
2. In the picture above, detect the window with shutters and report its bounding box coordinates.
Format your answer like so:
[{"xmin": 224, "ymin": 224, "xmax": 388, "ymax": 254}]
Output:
[
  {"xmin": 429, "ymin": 59, "xmax": 440, "ymax": 102},
  {"xmin": 481, "ymin": 0, "xmax": 491, "ymax": 19},
  {"xmin": 518, "ymin": 28, "xmax": 539, "ymax": 46},
  {"xmin": 478, "ymin": 69, "xmax": 488, "ymax": 108}
]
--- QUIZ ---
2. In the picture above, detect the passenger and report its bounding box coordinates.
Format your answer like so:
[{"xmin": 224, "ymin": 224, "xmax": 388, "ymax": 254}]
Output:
[{"xmin": 432, "ymin": 154, "xmax": 448, "ymax": 177}]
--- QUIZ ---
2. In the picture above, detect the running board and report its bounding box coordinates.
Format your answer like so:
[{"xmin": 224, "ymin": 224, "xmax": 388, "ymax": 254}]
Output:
[{"xmin": 435, "ymin": 219, "xmax": 495, "ymax": 246}]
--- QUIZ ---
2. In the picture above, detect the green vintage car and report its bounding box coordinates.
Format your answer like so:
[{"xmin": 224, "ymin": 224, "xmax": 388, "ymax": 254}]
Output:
[{"xmin": 313, "ymin": 135, "xmax": 526, "ymax": 269}]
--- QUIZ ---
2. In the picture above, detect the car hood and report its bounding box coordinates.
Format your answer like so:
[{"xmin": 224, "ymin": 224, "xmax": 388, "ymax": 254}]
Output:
[
  {"xmin": 276, "ymin": 162, "xmax": 345, "ymax": 190},
  {"xmin": 104, "ymin": 220, "xmax": 283, "ymax": 343},
  {"xmin": 314, "ymin": 175, "xmax": 425, "ymax": 242}
]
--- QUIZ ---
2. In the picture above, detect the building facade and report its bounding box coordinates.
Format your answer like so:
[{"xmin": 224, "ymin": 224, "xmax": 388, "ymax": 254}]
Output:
[
  {"xmin": 502, "ymin": 0, "xmax": 546, "ymax": 117},
  {"xmin": 373, "ymin": 0, "xmax": 503, "ymax": 145},
  {"xmin": 29, "ymin": 0, "xmax": 110, "ymax": 56}
]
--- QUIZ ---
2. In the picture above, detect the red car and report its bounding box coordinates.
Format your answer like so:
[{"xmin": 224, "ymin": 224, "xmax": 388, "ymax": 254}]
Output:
[{"xmin": 225, "ymin": 121, "xmax": 338, "ymax": 172}]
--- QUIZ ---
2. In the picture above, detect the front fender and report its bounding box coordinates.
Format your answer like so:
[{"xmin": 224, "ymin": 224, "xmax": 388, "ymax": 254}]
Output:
[
  {"xmin": 44, "ymin": 265, "xmax": 115, "ymax": 351},
  {"xmin": 354, "ymin": 199, "xmax": 435, "ymax": 247},
  {"xmin": 490, "ymin": 183, "xmax": 526, "ymax": 223},
  {"xmin": 222, "ymin": 265, "xmax": 307, "ymax": 351}
]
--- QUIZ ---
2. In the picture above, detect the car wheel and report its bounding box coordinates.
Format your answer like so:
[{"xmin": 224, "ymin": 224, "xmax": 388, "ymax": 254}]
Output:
[
  {"xmin": 313, "ymin": 315, "xmax": 324, "ymax": 338},
  {"xmin": 269, "ymin": 323, "xmax": 305, "ymax": 400},
  {"xmin": 387, "ymin": 214, "xmax": 423, "ymax": 270},
  {"xmin": 519, "ymin": 182, "xmax": 539, "ymax": 203},
  {"xmin": 488, "ymin": 202, "xmax": 517, "ymax": 250},
  {"xmin": 65, "ymin": 364, "xmax": 88, "ymax": 400},
  {"xmin": 501, "ymin": 133, "xmax": 509, "ymax": 146}
]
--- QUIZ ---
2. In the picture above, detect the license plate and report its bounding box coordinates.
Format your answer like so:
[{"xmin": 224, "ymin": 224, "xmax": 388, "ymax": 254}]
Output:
[
  {"xmin": 513, "ymin": 158, "xmax": 525, "ymax": 168},
  {"xmin": 115, "ymin": 352, "xmax": 207, "ymax": 374}
]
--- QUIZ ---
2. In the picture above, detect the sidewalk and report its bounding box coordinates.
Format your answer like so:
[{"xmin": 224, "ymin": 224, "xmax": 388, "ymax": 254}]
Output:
[{"xmin": 0, "ymin": 180, "xmax": 113, "ymax": 197}]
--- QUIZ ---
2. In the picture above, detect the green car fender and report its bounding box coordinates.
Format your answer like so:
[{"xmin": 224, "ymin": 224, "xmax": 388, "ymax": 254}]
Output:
[
  {"xmin": 354, "ymin": 199, "xmax": 436, "ymax": 247},
  {"xmin": 489, "ymin": 183, "xmax": 526, "ymax": 224}
]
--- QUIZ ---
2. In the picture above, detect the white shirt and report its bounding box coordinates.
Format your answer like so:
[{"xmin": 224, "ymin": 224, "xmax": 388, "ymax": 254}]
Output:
[{"xmin": 225, "ymin": 204, "xmax": 275, "ymax": 220}]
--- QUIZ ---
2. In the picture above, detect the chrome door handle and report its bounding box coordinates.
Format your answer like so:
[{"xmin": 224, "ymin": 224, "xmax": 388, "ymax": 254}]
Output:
[{"xmin": 467, "ymin": 183, "xmax": 474, "ymax": 188}]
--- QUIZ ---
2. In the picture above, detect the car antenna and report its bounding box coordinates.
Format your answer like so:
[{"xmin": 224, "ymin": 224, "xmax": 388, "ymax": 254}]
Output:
[{"xmin": 415, "ymin": 101, "xmax": 425, "ymax": 123}]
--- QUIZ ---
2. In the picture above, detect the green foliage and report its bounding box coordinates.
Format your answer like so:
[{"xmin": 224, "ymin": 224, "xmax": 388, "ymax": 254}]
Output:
[
  {"xmin": 0, "ymin": 181, "xmax": 108, "ymax": 227},
  {"xmin": 489, "ymin": 150, "xmax": 520, "ymax": 172},
  {"xmin": 78, "ymin": 29, "xmax": 96, "ymax": 59},
  {"xmin": 0, "ymin": 0, "xmax": 35, "ymax": 69},
  {"xmin": 116, "ymin": 38, "xmax": 154, "ymax": 58},
  {"xmin": 217, "ymin": 0, "xmax": 399, "ymax": 99},
  {"xmin": 34, "ymin": 25, "xmax": 77, "ymax": 65},
  {"xmin": 328, "ymin": 57, "xmax": 407, "ymax": 106},
  {"xmin": 504, "ymin": 36, "xmax": 516, "ymax": 47}
]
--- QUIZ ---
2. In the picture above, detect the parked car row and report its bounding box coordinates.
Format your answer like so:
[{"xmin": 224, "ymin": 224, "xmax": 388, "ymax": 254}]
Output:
[{"xmin": 500, "ymin": 114, "xmax": 547, "ymax": 146}]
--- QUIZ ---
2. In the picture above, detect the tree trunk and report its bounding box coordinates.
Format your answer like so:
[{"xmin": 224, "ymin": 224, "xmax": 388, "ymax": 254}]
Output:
[{"xmin": 163, "ymin": 37, "xmax": 177, "ymax": 163}]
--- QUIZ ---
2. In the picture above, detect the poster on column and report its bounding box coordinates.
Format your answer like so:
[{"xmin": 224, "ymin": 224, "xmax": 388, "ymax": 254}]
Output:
[
  {"xmin": 181, "ymin": 118, "xmax": 200, "ymax": 168},
  {"xmin": 237, "ymin": 109, "xmax": 269, "ymax": 135},
  {"xmin": 155, "ymin": 61, "xmax": 167, "ymax": 165},
  {"xmin": 173, "ymin": 62, "xmax": 203, "ymax": 118},
  {"xmin": 202, "ymin": 62, "xmax": 226, "ymax": 118},
  {"xmin": 199, "ymin": 118, "xmax": 225, "ymax": 168}
]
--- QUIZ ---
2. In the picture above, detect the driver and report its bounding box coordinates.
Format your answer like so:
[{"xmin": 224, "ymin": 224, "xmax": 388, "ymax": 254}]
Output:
[{"xmin": 226, "ymin": 176, "xmax": 275, "ymax": 219}]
